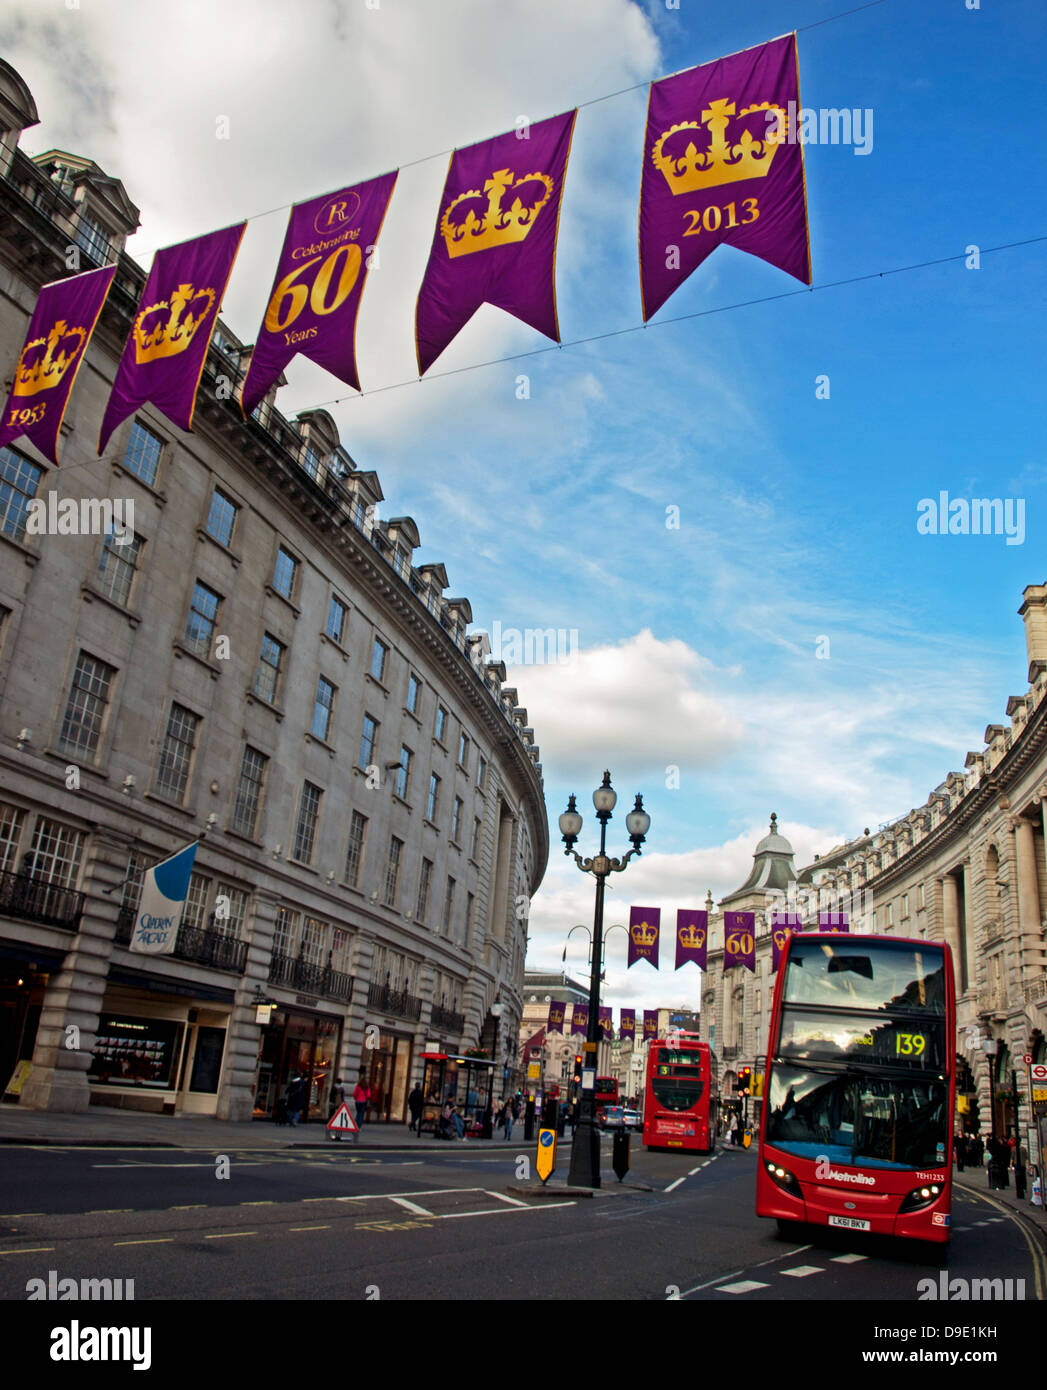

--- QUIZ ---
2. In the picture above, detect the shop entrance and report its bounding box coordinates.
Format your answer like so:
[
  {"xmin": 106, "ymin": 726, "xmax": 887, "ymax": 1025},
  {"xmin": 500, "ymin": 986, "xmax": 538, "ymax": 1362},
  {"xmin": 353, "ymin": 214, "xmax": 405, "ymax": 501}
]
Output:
[
  {"xmin": 0, "ymin": 963, "xmax": 46, "ymax": 1100},
  {"xmin": 253, "ymin": 1008, "xmax": 341, "ymax": 1121},
  {"xmin": 363, "ymin": 1032, "xmax": 413, "ymax": 1122}
]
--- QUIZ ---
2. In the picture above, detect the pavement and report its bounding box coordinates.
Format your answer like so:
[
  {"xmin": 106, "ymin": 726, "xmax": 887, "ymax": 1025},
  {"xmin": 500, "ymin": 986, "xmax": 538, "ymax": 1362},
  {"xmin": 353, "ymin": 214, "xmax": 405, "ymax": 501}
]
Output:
[
  {"xmin": 0, "ymin": 1101, "xmax": 540, "ymax": 1151},
  {"xmin": 953, "ymin": 1163, "xmax": 1047, "ymax": 1243}
]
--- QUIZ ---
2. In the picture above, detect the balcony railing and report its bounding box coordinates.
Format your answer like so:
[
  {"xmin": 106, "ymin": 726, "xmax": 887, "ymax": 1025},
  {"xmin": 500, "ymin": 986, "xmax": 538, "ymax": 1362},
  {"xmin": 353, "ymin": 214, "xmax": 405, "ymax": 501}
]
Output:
[
  {"xmin": 0, "ymin": 866, "xmax": 84, "ymax": 930},
  {"xmin": 115, "ymin": 906, "xmax": 247, "ymax": 974},
  {"xmin": 721, "ymin": 1045, "xmax": 740, "ymax": 1060},
  {"xmin": 268, "ymin": 951, "xmax": 353, "ymax": 1004},
  {"xmin": 367, "ymin": 981, "xmax": 423, "ymax": 1021},
  {"xmin": 429, "ymin": 1003, "xmax": 466, "ymax": 1034}
]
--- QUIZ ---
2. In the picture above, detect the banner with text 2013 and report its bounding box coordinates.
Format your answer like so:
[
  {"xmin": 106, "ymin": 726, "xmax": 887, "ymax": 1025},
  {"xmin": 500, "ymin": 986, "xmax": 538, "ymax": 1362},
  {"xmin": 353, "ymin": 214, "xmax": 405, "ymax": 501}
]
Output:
[{"xmin": 639, "ymin": 32, "xmax": 811, "ymax": 322}]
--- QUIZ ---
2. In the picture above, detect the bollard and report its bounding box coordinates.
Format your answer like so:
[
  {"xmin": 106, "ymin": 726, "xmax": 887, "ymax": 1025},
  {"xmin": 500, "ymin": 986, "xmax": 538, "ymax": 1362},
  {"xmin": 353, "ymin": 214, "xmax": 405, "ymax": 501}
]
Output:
[{"xmin": 612, "ymin": 1128, "xmax": 630, "ymax": 1183}]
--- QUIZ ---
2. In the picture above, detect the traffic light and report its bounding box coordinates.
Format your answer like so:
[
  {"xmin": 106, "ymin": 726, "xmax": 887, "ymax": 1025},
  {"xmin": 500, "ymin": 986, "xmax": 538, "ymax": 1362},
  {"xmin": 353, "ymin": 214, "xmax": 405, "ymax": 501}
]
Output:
[
  {"xmin": 573, "ymin": 1054, "xmax": 583, "ymax": 1086},
  {"xmin": 736, "ymin": 1066, "xmax": 752, "ymax": 1096}
]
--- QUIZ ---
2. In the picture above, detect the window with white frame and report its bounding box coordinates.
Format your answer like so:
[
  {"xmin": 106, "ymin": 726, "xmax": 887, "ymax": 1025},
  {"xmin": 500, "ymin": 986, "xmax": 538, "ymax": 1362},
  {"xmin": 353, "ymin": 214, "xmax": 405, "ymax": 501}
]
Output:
[
  {"xmin": 155, "ymin": 703, "xmax": 200, "ymax": 801},
  {"xmin": 96, "ymin": 532, "xmax": 142, "ymax": 608},
  {"xmin": 312, "ymin": 676, "xmax": 336, "ymax": 742},
  {"xmin": 0, "ymin": 446, "xmax": 42, "ymax": 541},
  {"xmin": 122, "ymin": 420, "xmax": 163, "ymax": 486},
  {"xmin": 59, "ymin": 651, "xmax": 116, "ymax": 758},
  {"xmin": 28, "ymin": 817, "xmax": 83, "ymax": 889},
  {"xmin": 384, "ymin": 836, "xmax": 403, "ymax": 906},
  {"xmin": 231, "ymin": 745, "xmax": 268, "ymax": 838},
  {"xmin": 416, "ymin": 858, "xmax": 433, "ymax": 923},
  {"xmin": 344, "ymin": 810, "xmax": 367, "ymax": 888},
  {"xmin": 0, "ymin": 804, "xmax": 26, "ymax": 874},
  {"xmin": 292, "ymin": 782, "xmax": 323, "ymax": 864}
]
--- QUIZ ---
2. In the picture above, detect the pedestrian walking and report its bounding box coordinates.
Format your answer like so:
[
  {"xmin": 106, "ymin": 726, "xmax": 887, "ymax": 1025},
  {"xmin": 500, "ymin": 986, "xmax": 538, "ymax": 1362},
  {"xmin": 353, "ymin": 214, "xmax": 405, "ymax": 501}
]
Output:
[
  {"xmin": 501, "ymin": 1097, "xmax": 514, "ymax": 1140},
  {"xmin": 286, "ymin": 1075, "xmax": 306, "ymax": 1127},
  {"xmin": 408, "ymin": 1083, "xmax": 425, "ymax": 1135},
  {"xmin": 353, "ymin": 1071, "xmax": 370, "ymax": 1129},
  {"xmin": 328, "ymin": 1076, "xmax": 346, "ymax": 1120},
  {"xmin": 955, "ymin": 1133, "xmax": 966, "ymax": 1172},
  {"xmin": 968, "ymin": 1132, "xmax": 984, "ymax": 1165}
]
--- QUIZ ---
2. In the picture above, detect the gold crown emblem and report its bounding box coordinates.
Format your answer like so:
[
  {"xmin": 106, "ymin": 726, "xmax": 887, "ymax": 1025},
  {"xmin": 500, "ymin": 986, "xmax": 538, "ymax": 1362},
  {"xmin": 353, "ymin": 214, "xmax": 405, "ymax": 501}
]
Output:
[
  {"xmin": 631, "ymin": 919, "xmax": 658, "ymax": 948},
  {"xmin": 678, "ymin": 923, "xmax": 705, "ymax": 949},
  {"xmin": 440, "ymin": 168, "xmax": 555, "ymax": 259},
  {"xmin": 133, "ymin": 283, "xmax": 216, "ymax": 364},
  {"xmin": 652, "ymin": 98, "xmax": 787, "ymax": 195},
  {"xmin": 13, "ymin": 320, "xmax": 87, "ymax": 397}
]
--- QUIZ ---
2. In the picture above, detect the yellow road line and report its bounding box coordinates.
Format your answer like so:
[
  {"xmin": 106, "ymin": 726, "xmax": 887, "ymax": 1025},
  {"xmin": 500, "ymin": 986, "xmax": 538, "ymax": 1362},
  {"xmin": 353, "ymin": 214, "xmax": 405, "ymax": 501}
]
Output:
[
  {"xmin": 961, "ymin": 1187, "xmax": 1047, "ymax": 1300},
  {"xmin": 288, "ymin": 1225, "xmax": 330, "ymax": 1232},
  {"xmin": 113, "ymin": 1238, "xmax": 174, "ymax": 1246},
  {"xmin": 0, "ymin": 1246, "xmax": 55, "ymax": 1256},
  {"xmin": 203, "ymin": 1232, "xmax": 257, "ymax": 1240},
  {"xmin": 87, "ymin": 1208, "xmax": 132, "ymax": 1214},
  {"xmin": 239, "ymin": 1201, "xmax": 275, "ymax": 1206},
  {"xmin": 169, "ymin": 1204, "xmax": 206, "ymax": 1210}
]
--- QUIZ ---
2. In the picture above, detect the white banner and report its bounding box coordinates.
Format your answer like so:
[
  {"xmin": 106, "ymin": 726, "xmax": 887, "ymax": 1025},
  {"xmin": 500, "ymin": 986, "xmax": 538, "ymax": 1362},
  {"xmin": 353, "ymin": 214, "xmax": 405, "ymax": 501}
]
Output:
[{"xmin": 129, "ymin": 841, "xmax": 198, "ymax": 954}]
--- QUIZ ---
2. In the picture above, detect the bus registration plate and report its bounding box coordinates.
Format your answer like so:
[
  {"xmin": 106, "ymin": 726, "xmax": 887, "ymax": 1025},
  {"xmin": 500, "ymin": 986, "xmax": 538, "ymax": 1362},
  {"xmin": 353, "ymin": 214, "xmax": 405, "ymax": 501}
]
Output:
[{"xmin": 828, "ymin": 1215, "xmax": 870, "ymax": 1231}]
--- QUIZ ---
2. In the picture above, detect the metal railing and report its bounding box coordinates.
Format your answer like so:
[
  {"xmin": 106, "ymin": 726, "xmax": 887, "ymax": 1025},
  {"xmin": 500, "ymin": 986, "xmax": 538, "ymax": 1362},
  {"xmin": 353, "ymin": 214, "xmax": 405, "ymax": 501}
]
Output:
[
  {"xmin": 367, "ymin": 981, "xmax": 423, "ymax": 1020},
  {"xmin": 268, "ymin": 951, "xmax": 353, "ymax": 1003},
  {"xmin": 115, "ymin": 905, "xmax": 247, "ymax": 974},
  {"xmin": 429, "ymin": 1003, "xmax": 466, "ymax": 1034},
  {"xmin": 0, "ymin": 865, "xmax": 84, "ymax": 930}
]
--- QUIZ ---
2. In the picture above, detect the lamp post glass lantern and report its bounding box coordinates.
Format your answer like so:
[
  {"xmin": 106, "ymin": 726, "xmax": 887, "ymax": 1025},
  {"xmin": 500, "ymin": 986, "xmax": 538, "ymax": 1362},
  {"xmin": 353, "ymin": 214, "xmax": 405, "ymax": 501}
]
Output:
[{"xmin": 559, "ymin": 772, "xmax": 649, "ymax": 1188}]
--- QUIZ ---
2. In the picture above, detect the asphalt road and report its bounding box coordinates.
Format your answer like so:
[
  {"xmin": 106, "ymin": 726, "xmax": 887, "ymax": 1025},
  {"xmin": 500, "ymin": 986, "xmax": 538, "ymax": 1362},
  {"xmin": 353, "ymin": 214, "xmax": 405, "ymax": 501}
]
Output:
[{"xmin": 0, "ymin": 1138, "xmax": 1041, "ymax": 1304}]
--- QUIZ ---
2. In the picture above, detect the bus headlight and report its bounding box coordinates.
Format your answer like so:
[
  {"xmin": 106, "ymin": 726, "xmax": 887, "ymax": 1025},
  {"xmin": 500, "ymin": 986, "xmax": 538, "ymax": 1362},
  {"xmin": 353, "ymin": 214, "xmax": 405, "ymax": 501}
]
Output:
[
  {"xmin": 898, "ymin": 1183, "xmax": 942, "ymax": 1213},
  {"xmin": 766, "ymin": 1160, "xmax": 801, "ymax": 1198}
]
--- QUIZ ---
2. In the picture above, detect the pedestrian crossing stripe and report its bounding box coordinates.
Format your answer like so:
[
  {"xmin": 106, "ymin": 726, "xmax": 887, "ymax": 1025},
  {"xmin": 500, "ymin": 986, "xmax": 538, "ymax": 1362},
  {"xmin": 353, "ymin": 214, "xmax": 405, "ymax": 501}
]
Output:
[{"xmin": 327, "ymin": 1103, "xmax": 358, "ymax": 1132}]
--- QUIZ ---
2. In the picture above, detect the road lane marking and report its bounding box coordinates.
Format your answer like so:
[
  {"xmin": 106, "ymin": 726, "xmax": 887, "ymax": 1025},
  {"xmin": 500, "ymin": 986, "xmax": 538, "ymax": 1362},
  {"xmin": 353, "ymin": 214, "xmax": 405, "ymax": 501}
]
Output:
[
  {"xmin": 390, "ymin": 1198, "xmax": 433, "ymax": 1216},
  {"xmin": 688, "ymin": 1166, "xmax": 702, "ymax": 1175},
  {"xmin": 434, "ymin": 1202, "xmax": 576, "ymax": 1220},
  {"xmin": 678, "ymin": 1245, "xmax": 812, "ymax": 1297},
  {"xmin": 664, "ymin": 1177, "xmax": 686, "ymax": 1192},
  {"xmin": 87, "ymin": 1208, "xmax": 133, "ymax": 1214},
  {"xmin": 830, "ymin": 1253, "xmax": 867, "ymax": 1263},
  {"xmin": 0, "ymin": 1246, "xmax": 55, "ymax": 1256},
  {"xmin": 169, "ymin": 1204, "xmax": 206, "ymax": 1210},
  {"xmin": 717, "ymin": 1280, "xmax": 769, "ymax": 1294},
  {"xmin": 485, "ymin": 1191, "xmax": 528, "ymax": 1206},
  {"xmin": 1, "ymin": 1213, "xmax": 45, "ymax": 1218},
  {"xmin": 959, "ymin": 1185, "xmax": 1046, "ymax": 1300},
  {"xmin": 289, "ymin": 1225, "xmax": 330, "ymax": 1232},
  {"xmin": 113, "ymin": 1238, "xmax": 174, "ymax": 1246},
  {"xmin": 781, "ymin": 1265, "xmax": 823, "ymax": 1277},
  {"xmin": 239, "ymin": 1201, "xmax": 276, "ymax": 1206},
  {"xmin": 204, "ymin": 1232, "xmax": 257, "ymax": 1240}
]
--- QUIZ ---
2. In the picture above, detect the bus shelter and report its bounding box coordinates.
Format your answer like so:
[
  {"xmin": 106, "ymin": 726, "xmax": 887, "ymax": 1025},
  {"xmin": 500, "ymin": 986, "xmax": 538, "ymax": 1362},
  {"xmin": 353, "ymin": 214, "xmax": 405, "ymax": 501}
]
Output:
[{"xmin": 419, "ymin": 1052, "xmax": 497, "ymax": 1135}]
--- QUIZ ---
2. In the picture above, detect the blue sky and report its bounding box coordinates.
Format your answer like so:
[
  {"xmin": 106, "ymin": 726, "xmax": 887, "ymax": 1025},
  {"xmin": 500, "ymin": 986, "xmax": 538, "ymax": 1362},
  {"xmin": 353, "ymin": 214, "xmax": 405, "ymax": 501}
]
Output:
[{"xmin": 4, "ymin": 0, "xmax": 1044, "ymax": 1011}]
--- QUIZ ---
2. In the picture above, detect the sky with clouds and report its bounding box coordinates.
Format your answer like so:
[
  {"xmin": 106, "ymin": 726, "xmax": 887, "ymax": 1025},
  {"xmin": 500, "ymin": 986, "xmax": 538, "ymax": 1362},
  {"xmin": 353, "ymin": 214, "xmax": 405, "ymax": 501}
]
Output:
[{"xmin": 3, "ymin": 0, "xmax": 1044, "ymax": 1014}]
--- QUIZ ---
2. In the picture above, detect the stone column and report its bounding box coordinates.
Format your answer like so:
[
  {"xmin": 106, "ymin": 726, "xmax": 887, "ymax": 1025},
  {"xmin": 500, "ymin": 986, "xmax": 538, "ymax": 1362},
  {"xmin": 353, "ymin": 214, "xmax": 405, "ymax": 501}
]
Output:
[
  {"xmin": 1012, "ymin": 816, "xmax": 1044, "ymax": 979},
  {"xmin": 342, "ymin": 933, "xmax": 375, "ymax": 1087},
  {"xmin": 216, "ymin": 888, "xmax": 278, "ymax": 1122},
  {"xmin": 21, "ymin": 830, "xmax": 127, "ymax": 1113},
  {"xmin": 960, "ymin": 860, "xmax": 974, "ymax": 997},
  {"xmin": 941, "ymin": 874, "xmax": 962, "ymax": 997}
]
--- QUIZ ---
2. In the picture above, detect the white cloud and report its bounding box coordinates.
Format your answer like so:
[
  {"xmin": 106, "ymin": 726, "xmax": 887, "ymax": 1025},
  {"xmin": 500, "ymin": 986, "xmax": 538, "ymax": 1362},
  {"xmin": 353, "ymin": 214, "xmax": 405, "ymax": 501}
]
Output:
[{"xmin": 508, "ymin": 628, "xmax": 745, "ymax": 782}]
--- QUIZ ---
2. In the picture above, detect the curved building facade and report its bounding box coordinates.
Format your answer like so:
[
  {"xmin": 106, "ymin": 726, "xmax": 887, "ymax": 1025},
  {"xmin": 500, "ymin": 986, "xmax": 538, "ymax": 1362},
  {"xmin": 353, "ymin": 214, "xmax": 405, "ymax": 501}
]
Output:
[{"xmin": 0, "ymin": 62, "xmax": 547, "ymax": 1121}]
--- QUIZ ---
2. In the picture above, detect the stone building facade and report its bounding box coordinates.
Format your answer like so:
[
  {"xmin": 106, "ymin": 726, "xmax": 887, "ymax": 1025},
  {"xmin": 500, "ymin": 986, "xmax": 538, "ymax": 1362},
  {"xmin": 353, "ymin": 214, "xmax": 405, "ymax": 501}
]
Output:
[
  {"xmin": 0, "ymin": 61, "xmax": 547, "ymax": 1123},
  {"xmin": 703, "ymin": 588, "xmax": 1047, "ymax": 1141}
]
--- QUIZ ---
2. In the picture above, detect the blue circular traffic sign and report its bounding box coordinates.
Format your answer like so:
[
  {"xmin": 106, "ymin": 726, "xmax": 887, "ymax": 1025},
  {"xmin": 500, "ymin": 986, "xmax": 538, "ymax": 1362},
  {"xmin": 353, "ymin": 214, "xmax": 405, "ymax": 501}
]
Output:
[{"xmin": 539, "ymin": 1130, "xmax": 554, "ymax": 1146}]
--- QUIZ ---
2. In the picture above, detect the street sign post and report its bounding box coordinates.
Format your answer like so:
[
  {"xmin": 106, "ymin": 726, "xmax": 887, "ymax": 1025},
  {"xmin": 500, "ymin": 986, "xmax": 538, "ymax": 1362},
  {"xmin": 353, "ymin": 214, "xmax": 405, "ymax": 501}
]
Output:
[
  {"xmin": 536, "ymin": 1127, "xmax": 557, "ymax": 1184},
  {"xmin": 327, "ymin": 1102, "xmax": 358, "ymax": 1142}
]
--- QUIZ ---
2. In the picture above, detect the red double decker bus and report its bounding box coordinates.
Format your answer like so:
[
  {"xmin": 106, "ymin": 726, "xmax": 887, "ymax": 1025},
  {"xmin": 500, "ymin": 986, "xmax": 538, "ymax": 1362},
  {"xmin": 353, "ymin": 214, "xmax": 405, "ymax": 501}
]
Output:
[
  {"xmin": 756, "ymin": 934, "xmax": 955, "ymax": 1245},
  {"xmin": 595, "ymin": 1075, "xmax": 618, "ymax": 1123},
  {"xmin": 642, "ymin": 1035, "xmax": 718, "ymax": 1153}
]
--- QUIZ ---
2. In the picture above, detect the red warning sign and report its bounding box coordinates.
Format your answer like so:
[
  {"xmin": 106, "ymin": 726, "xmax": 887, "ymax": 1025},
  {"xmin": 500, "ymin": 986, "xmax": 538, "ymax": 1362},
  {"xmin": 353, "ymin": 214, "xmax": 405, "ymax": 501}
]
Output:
[{"xmin": 327, "ymin": 1102, "xmax": 358, "ymax": 1133}]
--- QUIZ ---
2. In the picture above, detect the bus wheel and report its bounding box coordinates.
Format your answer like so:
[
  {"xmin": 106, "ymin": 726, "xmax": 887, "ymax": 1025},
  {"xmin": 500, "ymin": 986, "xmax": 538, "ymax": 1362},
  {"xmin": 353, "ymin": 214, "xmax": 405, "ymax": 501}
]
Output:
[{"xmin": 776, "ymin": 1219, "xmax": 803, "ymax": 1240}]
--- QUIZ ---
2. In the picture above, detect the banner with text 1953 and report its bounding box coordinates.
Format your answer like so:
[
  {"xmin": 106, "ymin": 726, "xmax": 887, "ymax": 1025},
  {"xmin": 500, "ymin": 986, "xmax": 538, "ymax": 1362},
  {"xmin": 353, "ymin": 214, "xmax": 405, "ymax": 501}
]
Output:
[
  {"xmin": 240, "ymin": 174, "xmax": 398, "ymax": 417},
  {"xmin": 415, "ymin": 109, "xmax": 576, "ymax": 375},
  {"xmin": 638, "ymin": 32, "xmax": 811, "ymax": 322},
  {"xmin": 0, "ymin": 265, "xmax": 116, "ymax": 466},
  {"xmin": 628, "ymin": 905, "xmax": 660, "ymax": 969},
  {"xmin": 98, "ymin": 222, "xmax": 246, "ymax": 454},
  {"xmin": 130, "ymin": 842, "xmax": 199, "ymax": 955}
]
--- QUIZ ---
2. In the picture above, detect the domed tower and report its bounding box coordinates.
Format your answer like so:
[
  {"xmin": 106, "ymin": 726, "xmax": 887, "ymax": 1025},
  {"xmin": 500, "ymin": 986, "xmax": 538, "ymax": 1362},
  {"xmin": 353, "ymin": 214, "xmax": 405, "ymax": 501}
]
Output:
[{"xmin": 720, "ymin": 812, "xmax": 797, "ymax": 911}]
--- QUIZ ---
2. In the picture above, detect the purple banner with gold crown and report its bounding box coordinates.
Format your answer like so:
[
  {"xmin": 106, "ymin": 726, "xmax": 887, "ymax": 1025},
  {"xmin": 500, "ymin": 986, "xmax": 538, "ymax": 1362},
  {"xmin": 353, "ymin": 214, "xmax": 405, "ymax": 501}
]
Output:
[
  {"xmin": 675, "ymin": 908, "xmax": 708, "ymax": 970},
  {"xmin": 770, "ymin": 911, "xmax": 804, "ymax": 972},
  {"xmin": 638, "ymin": 32, "xmax": 811, "ymax": 321},
  {"xmin": 817, "ymin": 911, "xmax": 849, "ymax": 933},
  {"xmin": 547, "ymin": 1001, "xmax": 565, "ymax": 1034},
  {"xmin": 724, "ymin": 910, "xmax": 756, "ymax": 972},
  {"xmin": 628, "ymin": 905, "xmax": 660, "ymax": 969},
  {"xmin": 415, "ymin": 110, "xmax": 576, "ymax": 375},
  {"xmin": 599, "ymin": 1006, "xmax": 613, "ymax": 1038},
  {"xmin": 570, "ymin": 1003, "xmax": 588, "ymax": 1036},
  {"xmin": 620, "ymin": 1009, "xmax": 635, "ymax": 1041},
  {"xmin": 0, "ymin": 265, "xmax": 116, "ymax": 466},
  {"xmin": 241, "ymin": 174, "xmax": 397, "ymax": 417},
  {"xmin": 643, "ymin": 1009, "xmax": 658, "ymax": 1042},
  {"xmin": 98, "ymin": 223, "xmax": 246, "ymax": 454}
]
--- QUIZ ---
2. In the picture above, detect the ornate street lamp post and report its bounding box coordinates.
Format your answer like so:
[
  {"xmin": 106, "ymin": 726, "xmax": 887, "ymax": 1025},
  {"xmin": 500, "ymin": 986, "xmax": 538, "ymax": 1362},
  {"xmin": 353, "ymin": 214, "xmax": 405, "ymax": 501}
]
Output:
[{"xmin": 559, "ymin": 772, "xmax": 650, "ymax": 1189}]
